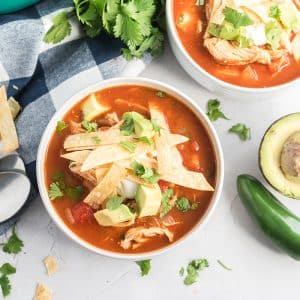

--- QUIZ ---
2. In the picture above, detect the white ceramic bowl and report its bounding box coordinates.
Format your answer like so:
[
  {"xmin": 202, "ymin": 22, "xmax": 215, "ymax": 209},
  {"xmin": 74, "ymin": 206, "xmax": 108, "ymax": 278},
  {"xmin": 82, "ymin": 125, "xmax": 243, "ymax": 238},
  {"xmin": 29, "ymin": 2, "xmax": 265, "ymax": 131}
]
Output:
[
  {"xmin": 36, "ymin": 77, "xmax": 224, "ymax": 260},
  {"xmin": 166, "ymin": 0, "xmax": 300, "ymax": 100}
]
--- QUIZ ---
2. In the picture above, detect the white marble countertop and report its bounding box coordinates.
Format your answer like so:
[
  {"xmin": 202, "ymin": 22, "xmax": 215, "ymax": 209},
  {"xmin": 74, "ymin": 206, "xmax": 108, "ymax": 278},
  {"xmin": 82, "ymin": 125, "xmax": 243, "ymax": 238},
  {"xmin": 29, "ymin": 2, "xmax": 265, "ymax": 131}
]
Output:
[{"xmin": 2, "ymin": 43, "xmax": 300, "ymax": 300}]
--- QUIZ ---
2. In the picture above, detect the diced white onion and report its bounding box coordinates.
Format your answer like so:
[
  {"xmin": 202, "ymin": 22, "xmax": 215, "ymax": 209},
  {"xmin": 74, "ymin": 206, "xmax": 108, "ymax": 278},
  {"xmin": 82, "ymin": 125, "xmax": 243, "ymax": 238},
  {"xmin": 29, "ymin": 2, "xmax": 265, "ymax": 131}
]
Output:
[
  {"xmin": 245, "ymin": 24, "xmax": 267, "ymax": 46},
  {"xmin": 117, "ymin": 179, "xmax": 138, "ymax": 199}
]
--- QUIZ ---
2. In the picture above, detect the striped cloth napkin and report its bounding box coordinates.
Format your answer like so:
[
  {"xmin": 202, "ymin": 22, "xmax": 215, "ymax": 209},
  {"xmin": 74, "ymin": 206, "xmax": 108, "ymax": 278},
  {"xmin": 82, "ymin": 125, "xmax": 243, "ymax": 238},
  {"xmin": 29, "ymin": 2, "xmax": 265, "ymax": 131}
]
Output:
[{"xmin": 0, "ymin": 0, "xmax": 151, "ymax": 234}]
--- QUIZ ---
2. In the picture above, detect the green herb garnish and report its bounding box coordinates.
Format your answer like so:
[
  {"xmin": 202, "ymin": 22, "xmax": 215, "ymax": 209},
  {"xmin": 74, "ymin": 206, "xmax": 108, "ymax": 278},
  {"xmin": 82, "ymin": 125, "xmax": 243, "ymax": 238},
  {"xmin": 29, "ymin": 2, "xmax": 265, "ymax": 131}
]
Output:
[
  {"xmin": 151, "ymin": 119, "xmax": 163, "ymax": 136},
  {"xmin": 175, "ymin": 197, "xmax": 191, "ymax": 212},
  {"xmin": 160, "ymin": 188, "xmax": 174, "ymax": 217},
  {"xmin": 183, "ymin": 259, "xmax": 209, "ymax": 285},
  {"xmin": 269, "ymin": 5, "xmax": 281, "ymax": 20},
  {"xmin": 137, "ymin": 136, "xmax": 153, "ymax": 146},
  {"xmin": 229, "ymin": 123, "xmax": 251, "ymax": 141},
  {"xmin": 52, "ymin": 171, "xmax": 66, "ymax": 190},
  {"xmin": 82, "ymin": 120, "xmax": 98, "ymax": 132},
  {"xmin": 120, "ymin": 112, "xmax": 135, "ymax": 136},
  {"xmin": 156, "ymin": 91, "xmax": 166, "ymax": 98},
  {"xmin": 56, "ymin": 120, "xmax": 68, "ymax": 134},
  {"xmin": 106, "ymin": 195, "xmax": 124, "ymax": 210},
  {"xmin": 0, "ymin": 275, "xmax": 11, "ymax": 297},
  {"xmin": 2, "ymin": 226, "xmax": 24, "ymax": 254},
  {"xmin": 206, "ymin": 99, "xmax": 229, "ymax": 122},
  {"xmin": 0, "ymin": 264, "xmax": 16, "ymax": 276},
  {"xmin": 66, "ymin": 186, "xmax": 84, "ymax": 201},
  {"xmin": 133, "ymin": 161, "xmax": 160, "ymax": 184},
  {"xmin": 92, "ymin": 136, "xmax": 101, "ymax": 144},
  {"xmin": 265, "ymin": 21, "xmax": 282, "ymax": 50},
  {"xmin": 119, "ymin": 141, "xmax": 137, "ymax": 153},
  {"xmin": 191, "ymin": 203, "xmax": 199, "ymax": 210},
  {"xmin": 48, "ymin": 182, "xmax": 64, "ymax": 200},
  {"xmin": 217, "ymin": 260, "xmax": 232, "ymax": 271},
  {"xmin": 136, "ymin": 259, "xmax": 151, "ymax": 276},
  {"xmin": 223, "ymin": 7, "xmax": 253, "ymax": 28}
]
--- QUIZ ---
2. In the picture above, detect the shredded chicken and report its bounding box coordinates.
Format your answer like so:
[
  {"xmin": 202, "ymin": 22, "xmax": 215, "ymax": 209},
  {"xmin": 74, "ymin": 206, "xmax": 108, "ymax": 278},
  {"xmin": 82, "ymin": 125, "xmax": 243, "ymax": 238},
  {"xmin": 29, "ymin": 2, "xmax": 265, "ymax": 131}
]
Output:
[
  {"xmin": 69, "ymin": 120, "xmax": 85, "ymax": 134},
  {"xmin": 204, "ymin": 38, "xmax": 287, "ymax": 65},
  {"xmin": 97, "ymin": 112, "xmax": 120, "ymax": 127},
  {"xmin": 120, "ymin": 226, "xmax": 174, "ymax": 249}
]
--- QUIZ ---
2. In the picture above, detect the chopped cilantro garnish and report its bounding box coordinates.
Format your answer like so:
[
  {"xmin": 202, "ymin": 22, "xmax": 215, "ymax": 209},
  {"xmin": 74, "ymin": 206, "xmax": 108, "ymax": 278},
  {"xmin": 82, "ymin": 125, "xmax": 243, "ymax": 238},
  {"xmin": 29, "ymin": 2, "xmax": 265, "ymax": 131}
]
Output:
[
  {"xmin": 119, "ymin": 141, "xmax": 137, "ymax": 153},
  {"xmin": 229, "ymin": 123, "xmax": 251, "ymax": 141},
  {"xmin": 137, "ymin": 136, "xmax": 153, "ymax": 146},
  {"xmin": 217, "ymin": 260, "xmax": 232, "ymax": 271},
  {"xmin": 156, "ymin": 90, "xmax": 166, "ymax": 98},
  {"xmin": 92, "ymin": 136, "xmax": 101, "ymax": 144},
  {"xmin": 269, "ymin": 5, "xmax": 281, "ymax": 20},
  {"xmin": 48, "ymin": 182, "xmax": 64, "ymax": 200},
  {"xmin": 120, "ymin": 112, "xmax": 135, "ymax": 136},
  {"xmin": 106, "ymin": 195, "xmax": 124, "ymax": 210},
  {"xmin": 265, "ymin": 21, "xmax": 282, "ymax": 50},
  {"xmin": 160, "ymin": 188, "xmax": 174, "ymax": 217},
  {"xmin": 56, "ymin": 120, "xmax": 68, "ymax": 133},
  {"xmin": 206, "ymin": 99, "xmax": 229, "ymax": 122},
  {"xmin": 133, "ymin": 161, "xmax": 160, "ymax": 184},
  {"xmin": 183, "ymin": 259, "xmax": 209, "ymax": 285},
  {"xmin": 151, "ymin": 119, "xmax": 163, "ymax": 136},
  {"xmin": 0, "ymin": 264, "xmax": 16, "ymax": 276},
  {"xmin": 191, "ymin": 203, "xmax": 199, "ymax": 210},
  {"xmin": 66, "ymin": 186, "xmax": 84, "ymax": 201},
  {"xmin": 175, "ymin": 197, "xmax": 191, "ymax": 212},
  {"xmin": 82, "ymin": 120, "xmax": 98, "ymax": 132},
  {"xmin": 223, "ymin": 7, "xmax": 253, "ymax": 28},
  {"xmin": 0, "ymin": 275, "xmax": 11, "ymax": 297},
  {"xmin": 179, "ymin": 267, "xmax": 185, "ymax": 276},
  {"xmin": 136, "ymin": 259, "xmax": 151, "ymax": 276},
  {"xmin": 2, "ymin": 226, "xmax": 24, "ymax": 254},
  {"xmin": 52, "ymin": 171, "xmax": 66, "ymax": 190}
]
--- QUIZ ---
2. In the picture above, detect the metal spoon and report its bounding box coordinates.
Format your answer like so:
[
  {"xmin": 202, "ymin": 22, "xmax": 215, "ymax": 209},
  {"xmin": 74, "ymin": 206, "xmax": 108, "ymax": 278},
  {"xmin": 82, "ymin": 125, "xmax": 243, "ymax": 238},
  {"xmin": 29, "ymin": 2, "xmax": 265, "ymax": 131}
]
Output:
[
  {"xmin": 0, "ymin": 154, "xmax": 26, "ymax": 174},
  {"xmin": 0, "ymin": 171, "xmax": 31, "ymax": 222}
]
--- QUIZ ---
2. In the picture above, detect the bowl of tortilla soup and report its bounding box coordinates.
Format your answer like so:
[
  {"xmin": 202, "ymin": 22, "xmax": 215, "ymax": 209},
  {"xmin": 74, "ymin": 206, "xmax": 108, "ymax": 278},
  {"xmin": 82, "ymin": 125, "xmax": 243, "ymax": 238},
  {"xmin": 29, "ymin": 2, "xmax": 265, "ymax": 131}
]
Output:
[{"xmin": 36, "ymin": 77, "xmax": 224, "ymax": 259}]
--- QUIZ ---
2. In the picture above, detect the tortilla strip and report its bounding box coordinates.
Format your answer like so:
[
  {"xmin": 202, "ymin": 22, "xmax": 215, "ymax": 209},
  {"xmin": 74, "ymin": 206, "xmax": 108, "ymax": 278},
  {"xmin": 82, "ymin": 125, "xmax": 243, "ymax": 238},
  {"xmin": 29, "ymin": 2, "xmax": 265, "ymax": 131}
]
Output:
[
  {"xmin": 84, "ymin": 164, "xmax": 127, "ymax": 209},
  {"xmin": 81, "ymin": 142, "xmax": 153, "ymax": 172},
  {"xmin": 168, "ymin": 133, "xmax": 189, "ymax": 145},
  {"xmin": 69, "ymin": 163, "xmax": 97, "ymax": 185},
  {"xmin": 61, "ymin": 150, "xmax": 91, "ymax": 163},
  {"xmin": 149, "ymin": 103, "xmax": 214, "ymax": 191},
  {"xmin": 95, "ymin": 166, "xmax": 109, "ymax": 183},
  {"xmin": 0, "ymin": 86, "xmax": 19, "ymax": 154},
  {"xmin": 64, "ymin": 128, "xmax": 124, "ymax": 150}
]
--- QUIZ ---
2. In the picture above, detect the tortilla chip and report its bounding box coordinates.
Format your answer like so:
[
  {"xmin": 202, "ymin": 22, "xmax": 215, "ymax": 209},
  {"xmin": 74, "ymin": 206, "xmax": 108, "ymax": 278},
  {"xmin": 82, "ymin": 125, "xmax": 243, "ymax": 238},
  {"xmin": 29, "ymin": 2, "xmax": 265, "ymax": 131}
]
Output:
[
  {"xmin": 63, "ymin": 128, "xmax": 125, "ymax": 150},
  {"xmin": 34, "ymin": 283, "xmax": 52, "ymax": 300},
  {"xmin": 149, "ymin": 103, "xmax": 213, "ymax": 191},
  {"xmin": 168, "ymin": 133, "xmax": 189, "ymax": 146},
  {"xmin": 69, "ymin": 163, "xmax": 97, "ymax": 185},
  {"xmin": 81, "ymin": 142, "xmax": 153, "ymax": 172},
  {"xmin": 95, "ymin": 166, "xmax": 109, "ymax": 182},
  {"xmin": 83, "ymin": 164, "xmax": 127, "ymax": 209},
  {"xmin": 0, "ymin": 86, "xmax": 19, "ymax": 154},
  {"xmin": 8, "ymin": 97, "xmax": 21, "ymax": 119},
  {"xmin": 43, "ymin": 256, "xmax": 58, "ymax": 277},
  {"xmin": 61, "ymin": 150, "xmax": 91, "ymax": 163}
]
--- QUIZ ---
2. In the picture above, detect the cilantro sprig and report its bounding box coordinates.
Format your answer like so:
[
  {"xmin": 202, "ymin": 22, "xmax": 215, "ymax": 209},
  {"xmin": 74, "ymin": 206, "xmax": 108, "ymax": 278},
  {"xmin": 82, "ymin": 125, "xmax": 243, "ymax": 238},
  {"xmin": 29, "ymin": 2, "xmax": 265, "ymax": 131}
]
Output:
[
  {"xmin": 133, "ymin": 161, "xmax": 160, "ymax": 184},
  {"xmin": 136, "ymin": 259, "xmax": 151, "ymax": 276},
  {"xmin": 229, "ymin": 123, "xmax": 251, "ymax": 141},
  {"xmin": 206, "ymin": 99, "xmax": 229, "ymax": 122},
  {"xmin": 82, "ymin": 120, "xmax": 98, "ymax": 132},
  {"xmin": 182, "ymin": 259, "xmax": 209, "ymax": 285},
  {"xmin": 160, "ymin": 188, "xmax": 174, "ymax": 217},
  {"xmin": 0, "ymin": 263, "xmax": 16, "ymax": 298},
  {"xmin": 2, "ymin": 226, "xmax": 24, "ymax": 255}
]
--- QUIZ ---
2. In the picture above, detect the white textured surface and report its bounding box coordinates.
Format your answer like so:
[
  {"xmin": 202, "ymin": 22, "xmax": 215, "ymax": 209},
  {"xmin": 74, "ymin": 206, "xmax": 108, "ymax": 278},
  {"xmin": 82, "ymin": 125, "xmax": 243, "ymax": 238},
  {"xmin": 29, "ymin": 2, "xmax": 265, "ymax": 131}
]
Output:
[{"xmin": 2, "ymin": 43, "xmax": 300, "ymax": 300}]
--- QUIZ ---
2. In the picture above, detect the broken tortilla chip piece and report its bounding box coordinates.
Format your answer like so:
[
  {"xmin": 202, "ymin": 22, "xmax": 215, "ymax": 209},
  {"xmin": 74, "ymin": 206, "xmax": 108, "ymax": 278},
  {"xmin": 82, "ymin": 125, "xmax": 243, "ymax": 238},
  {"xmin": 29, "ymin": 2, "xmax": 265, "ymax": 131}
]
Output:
[
  {"xmin": 81, "ymin": 142, "xmax": 153, "ymax": 172},
  {"xmin": 69, "ymin": 163, "xmax": 97, "ymax": 185},
  {"xmin": 95, "ymin": 166, "xmax": 109, "ymax": 183},
  {"xmin": 34, "ymin": 283, "xmax": 52, "ymax": 300},
  {"xmin": 0, "ymin": 86, "xmax": 19, "ymax": 155},
  {"xmin": 61, "ymin": 150, "xmax": 91, "ymax": 164},
  {"xmin": 43, "ymin": 256, "xmax": 58, "ymax": 277},
  {"xmin": 83, "ymin": 164, "xmax": 127, "ymax": 209},
  {"xmin": 8, "ymin": 97, "xmax": 21, "ymax": 119}
]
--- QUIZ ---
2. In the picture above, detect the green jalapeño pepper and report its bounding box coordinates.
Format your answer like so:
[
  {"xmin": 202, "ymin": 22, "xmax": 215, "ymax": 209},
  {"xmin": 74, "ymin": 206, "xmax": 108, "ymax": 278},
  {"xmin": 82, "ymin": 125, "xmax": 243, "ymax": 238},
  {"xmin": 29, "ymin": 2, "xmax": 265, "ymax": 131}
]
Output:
[{"xmin": 237, "ymin": 174, "xmax": 300, "ymax": 260}]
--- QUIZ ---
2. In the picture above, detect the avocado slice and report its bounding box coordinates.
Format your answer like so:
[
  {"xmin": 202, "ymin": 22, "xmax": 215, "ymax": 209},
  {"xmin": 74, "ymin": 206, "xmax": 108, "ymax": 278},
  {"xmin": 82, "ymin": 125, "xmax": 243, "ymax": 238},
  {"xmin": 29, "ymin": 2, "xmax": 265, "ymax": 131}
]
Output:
[
  {"xmin": 94, "ymin": 204, "xmax": 134, "ymax": 226},
  {"xmin": 82, "ymin": 93, "xmax": 110, "ymax": 121},
  {"xmin": 132, "ymin": 112, "xmax": 155, "ymax": 138},
  {"xmin": 135, "ymin": 184, "xmax": 162, "ymax": 217},
  {"xmin": 259, "ymin": 113, "xmax": 300, "ymax": 199}
]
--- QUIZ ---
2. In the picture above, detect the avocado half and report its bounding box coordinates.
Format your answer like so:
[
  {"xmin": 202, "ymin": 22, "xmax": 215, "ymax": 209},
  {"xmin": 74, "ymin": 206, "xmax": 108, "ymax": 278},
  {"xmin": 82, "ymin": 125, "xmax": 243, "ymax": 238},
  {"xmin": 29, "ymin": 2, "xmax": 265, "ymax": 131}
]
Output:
[{"xmin": 259, "ymin": 113, "xmax": 300, "ymax": 199}]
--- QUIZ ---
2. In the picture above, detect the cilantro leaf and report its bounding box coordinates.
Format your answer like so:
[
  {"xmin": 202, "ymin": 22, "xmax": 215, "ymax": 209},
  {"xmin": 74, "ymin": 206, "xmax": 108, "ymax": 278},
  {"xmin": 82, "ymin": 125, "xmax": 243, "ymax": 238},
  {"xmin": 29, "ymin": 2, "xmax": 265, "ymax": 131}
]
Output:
[
  {"xmin": 2, "ymin": 226, "xmax": 24, "ymax": 254},
  {"xmin": 136, "ymin": 259, "xmax": 151, "ymax": 276},
  {"xmin": 156, "ymin": 90, "xmax": 166, "ymax": 98},
  {"xmin": 0, "ymin": 275, "xmax": 11, "ymax": 297},
  {"xmin": 56, "ymin": 120, "xmax": 68, "ymax": 134},
  {"xmin": 265, "ymin": 21, "xmax": 282, "ymax": 50},
  {"xmin": 206, "ymin": 99, "xmax": 229, "ymax": 122},
  {"xmin": 269, "ymin": 5, "xmax": 281, "ymax": 20},
  {"xmin": 223, "ymin": 7, "xmax": 253, "ymax": 28},
  {"xmin": 229, "ymin": 123, "xmax": 251, "ymax": 141},
  {"xmin": 119, "ymin": 141, "xmax": 136, "ymax": 153},
  {"xmin": 133, "ymin": 161, "xmax": 160, "ymax": 183},
  {"xmin": 82, "ymin": 120, "xmax": 98, "ymax": 132},
  {"xmin": 175, "ymin": 197, "xmax": 191, "ymax": 212},
  {"xmin": 0, "ymin": 264, "xmax": 16, "ymax": 276},
  {"xmin": 92, "ymin": 136, "xmax": 101, "ymax": 144},
  {"xmin": 183, "ymin": 259, "xmax": 209, "ymax": 285},
  {"xmin": 120, "ymin": 112, "xmax": 135, "ymax": 136},
  {"xmin": 43, "ymin": 11, "xmax": 73, "ymax": 44},
  {"xmin": 160, "ymin": 188, "xmax": 174, "ymax": 217},
  {"xmin": 137, "ymin": 136, "xmax": 153, "ymax": 146},
  {"xmin": 52, "ymin": 171, "xmax": 66, "ymax": 190},
  {"xmin": 48, "ymin": 182, "xmax": 64, "ymax": 200},
  {"xmin": 217, "ymin": 260, "xmax": 232, "ymax": 271},
  {"xmin": 151, "ymin": 119, "xmax": 163, "ymax": 136},
  {"xmin": 66, "ymin": 186, "xmax": 84, "ymax": 201},
  {"xmin": 106, "ymin": 195, "xmax": 124, "ymax": 210}
]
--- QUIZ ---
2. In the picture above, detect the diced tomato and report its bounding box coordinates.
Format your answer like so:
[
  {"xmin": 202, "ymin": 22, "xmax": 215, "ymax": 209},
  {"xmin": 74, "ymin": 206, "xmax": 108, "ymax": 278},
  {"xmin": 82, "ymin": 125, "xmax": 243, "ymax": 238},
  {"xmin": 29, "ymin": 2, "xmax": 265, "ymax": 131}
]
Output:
[
  {"xmin": 158, "ymin": 180, "xmax": 170, "ymax": 192},
  {"xmin": 190, "ymin": 140, "xmax": 200, "ymax": 152},
  {"xmin": 71, "ymin": 202, "xmax": 94, "ymax": 224},
  {"xmin": 185, "ymin": 153, "xmax": 201, "ymax": 171}
]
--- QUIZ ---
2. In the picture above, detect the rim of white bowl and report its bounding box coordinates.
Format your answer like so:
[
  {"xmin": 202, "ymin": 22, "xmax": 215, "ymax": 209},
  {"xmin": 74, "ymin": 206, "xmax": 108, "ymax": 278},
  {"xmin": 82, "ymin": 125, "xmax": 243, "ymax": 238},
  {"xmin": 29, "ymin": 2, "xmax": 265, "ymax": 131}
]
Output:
[
  {"xmin": 36, "ymin": 77, "xmax": 224, "ymax": 260},
  {"xmin": 166, "ymin": 0, "xmax": 300, "ymax": 93}
]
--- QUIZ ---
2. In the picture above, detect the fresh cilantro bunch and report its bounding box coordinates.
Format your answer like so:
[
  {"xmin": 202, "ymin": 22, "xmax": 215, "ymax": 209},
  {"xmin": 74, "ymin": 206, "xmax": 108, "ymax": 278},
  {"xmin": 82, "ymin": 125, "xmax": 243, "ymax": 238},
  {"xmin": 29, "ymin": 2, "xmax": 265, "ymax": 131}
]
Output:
[{"xmin": 44, "ymin": 0, "xmax": 165, "ymax": 60}]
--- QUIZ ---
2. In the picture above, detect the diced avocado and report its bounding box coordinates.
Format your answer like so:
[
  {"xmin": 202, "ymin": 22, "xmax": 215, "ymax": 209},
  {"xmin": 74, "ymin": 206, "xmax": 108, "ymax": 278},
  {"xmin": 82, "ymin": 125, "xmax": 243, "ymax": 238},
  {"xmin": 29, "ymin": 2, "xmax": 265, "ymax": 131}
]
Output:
[
  {"xmin": 82, "ymin": 93, "xmax": 110, "ymax": 121},
  {"xmin": 278, "ymin": 2, "xmax": 300, "ymax": 32},
  {"xmin": 131, "ymin": 112, "xmax": 154, "ymax": 138},
  {"xmin": 135, "ymin": 184, "xmax": 162, "ymax": 218},
  {"xmin": 94, "ymin": 204, "xmax": 134, "ymax": 226},
  {"xmin": 219, "ymin": 22, "xmax": 240, "ymax": 40}
]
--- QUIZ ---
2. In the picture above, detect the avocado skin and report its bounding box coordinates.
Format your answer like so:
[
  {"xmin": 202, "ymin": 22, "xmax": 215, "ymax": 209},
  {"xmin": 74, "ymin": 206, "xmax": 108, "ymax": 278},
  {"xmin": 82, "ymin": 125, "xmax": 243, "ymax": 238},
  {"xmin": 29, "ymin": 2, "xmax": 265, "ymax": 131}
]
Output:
[{"xmin": 237, "ymin": 174, "xmax": 300, "ymax": 260}]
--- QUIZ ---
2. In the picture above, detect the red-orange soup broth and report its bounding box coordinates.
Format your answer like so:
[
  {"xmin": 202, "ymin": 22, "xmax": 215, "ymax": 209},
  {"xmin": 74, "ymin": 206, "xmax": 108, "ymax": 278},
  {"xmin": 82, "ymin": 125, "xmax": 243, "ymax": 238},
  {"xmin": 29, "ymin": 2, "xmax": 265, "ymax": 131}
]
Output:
[
  {"xmin": 173, "ymin": 0, "xmax": 300, "ymax": 88},
  {"xmin": 44, "ymin": 85, "xmax": 216, "ymax": 254}
]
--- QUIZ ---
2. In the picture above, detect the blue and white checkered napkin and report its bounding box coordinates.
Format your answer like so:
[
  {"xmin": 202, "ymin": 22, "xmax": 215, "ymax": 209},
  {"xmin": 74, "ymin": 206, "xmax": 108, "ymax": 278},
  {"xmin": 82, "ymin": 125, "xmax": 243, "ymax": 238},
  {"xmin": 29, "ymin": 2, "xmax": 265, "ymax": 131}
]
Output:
[{"xmin": 0, "ymin": 0, "xmax": 152, "ymax": 234}]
